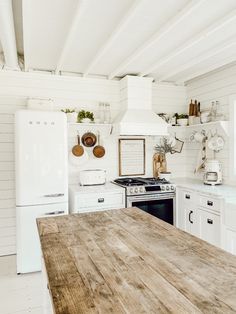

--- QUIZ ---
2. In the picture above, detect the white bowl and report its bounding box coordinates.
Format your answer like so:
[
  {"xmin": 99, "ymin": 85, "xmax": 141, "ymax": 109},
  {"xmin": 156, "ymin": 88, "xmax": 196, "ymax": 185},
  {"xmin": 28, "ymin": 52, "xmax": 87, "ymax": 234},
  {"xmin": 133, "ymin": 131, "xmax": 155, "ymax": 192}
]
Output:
[
  {"xmin": 159, "ymin": 172, "xmax": 172, "ymax": 181},
  {"xmin": 177, "ymin": 118, "xmax": 188, "ymax": 126}
]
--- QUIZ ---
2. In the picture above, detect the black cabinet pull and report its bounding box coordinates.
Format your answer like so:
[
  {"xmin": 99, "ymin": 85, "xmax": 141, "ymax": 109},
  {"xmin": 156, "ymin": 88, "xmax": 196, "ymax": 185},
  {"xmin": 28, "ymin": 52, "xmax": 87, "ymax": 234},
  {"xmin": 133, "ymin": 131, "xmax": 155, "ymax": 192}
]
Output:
[
  {"xmin": 207, "ymin": 219, "xmax": 213, "ymax": 224},
  {"xmin": 98, "ymin": 198, "xmax": 104, "ymax": 203},
  {"xmin": 185, "ymin": 194, "xmax": 190, "ymax": 199},
  {"xmin": 207, "ymin": 201, "xmax": 213, "ymax": 206},
  {"xmin": 189, "ymin": 210, "xmax": 193, "ymax": 224}
]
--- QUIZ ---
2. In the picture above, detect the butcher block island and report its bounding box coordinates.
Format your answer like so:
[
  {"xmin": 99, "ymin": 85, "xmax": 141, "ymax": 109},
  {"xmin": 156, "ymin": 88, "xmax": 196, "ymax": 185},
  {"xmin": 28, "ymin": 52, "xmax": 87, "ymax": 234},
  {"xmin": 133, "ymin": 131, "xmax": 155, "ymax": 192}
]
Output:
[{"xmin": 37, "ymin": 207, "xmax": 236, "ymax": 314}]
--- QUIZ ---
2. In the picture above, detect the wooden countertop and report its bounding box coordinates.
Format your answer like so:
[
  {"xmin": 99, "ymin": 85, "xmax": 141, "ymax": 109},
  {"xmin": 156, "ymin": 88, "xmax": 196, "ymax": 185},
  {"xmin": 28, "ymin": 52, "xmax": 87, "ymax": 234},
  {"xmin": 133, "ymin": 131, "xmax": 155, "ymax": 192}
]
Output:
[{"xmin": 37, "ymin": 207, "xmax": 236, "ymax": 314}]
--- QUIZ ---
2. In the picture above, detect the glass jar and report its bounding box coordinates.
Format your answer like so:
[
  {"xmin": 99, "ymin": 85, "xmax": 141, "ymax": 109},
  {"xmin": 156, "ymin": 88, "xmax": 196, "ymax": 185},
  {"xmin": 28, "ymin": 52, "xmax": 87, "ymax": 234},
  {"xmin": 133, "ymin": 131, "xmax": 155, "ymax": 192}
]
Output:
[
  {"xmin": 99, "ymin": 102, "xmax": 105, "ymax": 123},
  {"xmin": 104, "ymin": 103, "xmax": 111, "ymax": 124}
]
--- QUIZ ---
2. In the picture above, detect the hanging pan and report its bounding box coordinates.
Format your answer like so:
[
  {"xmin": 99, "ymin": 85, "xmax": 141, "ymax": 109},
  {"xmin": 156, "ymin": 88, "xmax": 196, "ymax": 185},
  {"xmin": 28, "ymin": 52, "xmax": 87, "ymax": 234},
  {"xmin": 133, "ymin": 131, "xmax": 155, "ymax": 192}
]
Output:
[
  {"xmin": 82, "ymin": 132, "xmax": 97, "ymax": 147},
  {"xmin": 72, "ymin": 134, "xmax": 84, "ymax": 157},
  {"xmin": 93, "ymin": 132, "xmax": 105, "ymax": 158}
]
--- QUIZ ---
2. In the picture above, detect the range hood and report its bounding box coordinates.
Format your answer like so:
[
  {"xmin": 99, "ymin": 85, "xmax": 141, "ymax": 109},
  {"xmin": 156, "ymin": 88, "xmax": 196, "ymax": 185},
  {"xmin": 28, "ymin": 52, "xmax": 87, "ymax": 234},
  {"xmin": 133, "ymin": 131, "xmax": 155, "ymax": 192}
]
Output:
[{"xmin": 115, "ymin": 75, "xmax": 168, "ymax": 136}]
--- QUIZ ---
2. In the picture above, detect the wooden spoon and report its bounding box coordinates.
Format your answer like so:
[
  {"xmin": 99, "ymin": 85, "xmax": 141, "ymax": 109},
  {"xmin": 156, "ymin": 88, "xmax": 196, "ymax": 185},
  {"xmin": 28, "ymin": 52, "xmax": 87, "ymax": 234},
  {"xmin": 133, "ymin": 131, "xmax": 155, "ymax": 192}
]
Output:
[
  {"xmin": 72, "ymin": 135, "xmax": 84, "ymax": 157},
  {"xmin": 93, "ymin": 132, "xmax": 105, "ymax": 158}
]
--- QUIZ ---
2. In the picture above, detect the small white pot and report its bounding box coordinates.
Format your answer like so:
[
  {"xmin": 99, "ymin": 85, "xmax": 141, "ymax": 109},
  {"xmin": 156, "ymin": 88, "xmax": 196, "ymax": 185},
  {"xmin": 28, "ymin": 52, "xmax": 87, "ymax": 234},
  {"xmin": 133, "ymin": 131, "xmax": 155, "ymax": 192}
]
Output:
[
  {"xmin": 159, "ymin": 172, "xmax": 172, "ymax": 181},
  {"xmin": 81, "ymin": 118, "xmax": 92, "ymax": 123},
  {"xmin": 177, "ymin": 118, "xmax": 188, "ymax": 126}
]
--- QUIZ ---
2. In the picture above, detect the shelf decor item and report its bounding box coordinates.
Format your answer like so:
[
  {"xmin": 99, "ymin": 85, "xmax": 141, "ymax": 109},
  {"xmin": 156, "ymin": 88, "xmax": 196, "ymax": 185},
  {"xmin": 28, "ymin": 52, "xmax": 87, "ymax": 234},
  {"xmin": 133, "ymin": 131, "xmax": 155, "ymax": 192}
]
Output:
[
  {"xmin": 61, "ymin": 108, "xmax": 77, "ymax": 122},
  {"xmin": 176, "ymin": 114, "xmax": 189, "ymax": 126},
  {"xmin": 77, "ymin": 110, "xmax": 94, "ymax": 123}
]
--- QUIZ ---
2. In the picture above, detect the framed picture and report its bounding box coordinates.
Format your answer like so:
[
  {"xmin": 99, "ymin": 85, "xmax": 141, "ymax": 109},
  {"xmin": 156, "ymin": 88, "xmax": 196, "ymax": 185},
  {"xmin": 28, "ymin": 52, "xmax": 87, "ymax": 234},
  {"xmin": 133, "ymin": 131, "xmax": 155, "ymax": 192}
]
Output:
[{"xmin": 118, "ymin": 138, "xmax": 145, "ymax": 176}]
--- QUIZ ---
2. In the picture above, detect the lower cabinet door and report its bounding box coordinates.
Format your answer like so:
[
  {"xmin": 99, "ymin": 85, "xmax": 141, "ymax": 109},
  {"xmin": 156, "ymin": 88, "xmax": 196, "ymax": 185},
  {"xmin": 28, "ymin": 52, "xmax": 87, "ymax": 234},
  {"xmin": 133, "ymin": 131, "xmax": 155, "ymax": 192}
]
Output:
[
  {"xmin": 225, "ymin": 229, "xmax": 236, "ymax": 255},
  {"xmin": 185, "ymin": 208, "xmax": 199, "ymax": 237},
  {"xmin": 198, "ymin": 209, "xmax": 220, "ymax": 247}
]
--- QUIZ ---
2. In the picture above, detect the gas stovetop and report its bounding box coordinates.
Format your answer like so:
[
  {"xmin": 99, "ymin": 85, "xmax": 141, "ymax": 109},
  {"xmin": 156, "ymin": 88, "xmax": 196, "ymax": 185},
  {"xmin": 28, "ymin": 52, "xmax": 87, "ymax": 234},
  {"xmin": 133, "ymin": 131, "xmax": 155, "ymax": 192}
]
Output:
[{"xmin": 113, "ymin": 177, "xmax": 175, "ymax": 196}]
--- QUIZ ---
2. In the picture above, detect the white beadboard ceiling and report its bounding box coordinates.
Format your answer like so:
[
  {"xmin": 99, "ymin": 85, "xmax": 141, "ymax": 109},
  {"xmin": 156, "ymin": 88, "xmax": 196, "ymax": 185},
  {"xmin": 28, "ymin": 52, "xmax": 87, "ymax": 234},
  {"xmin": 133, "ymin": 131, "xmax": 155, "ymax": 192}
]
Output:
[{"xmin": 0, "ymin": 0, "xmax": 236, "ymax": 83}]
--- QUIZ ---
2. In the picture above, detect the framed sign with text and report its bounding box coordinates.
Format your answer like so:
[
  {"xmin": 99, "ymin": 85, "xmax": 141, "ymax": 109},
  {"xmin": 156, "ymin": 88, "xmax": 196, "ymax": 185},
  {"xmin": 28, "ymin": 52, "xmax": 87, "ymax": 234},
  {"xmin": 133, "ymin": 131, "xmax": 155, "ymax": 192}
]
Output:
[{"xmin": 118, "ymin": 138, "xmax": 145, "ymax": 176}]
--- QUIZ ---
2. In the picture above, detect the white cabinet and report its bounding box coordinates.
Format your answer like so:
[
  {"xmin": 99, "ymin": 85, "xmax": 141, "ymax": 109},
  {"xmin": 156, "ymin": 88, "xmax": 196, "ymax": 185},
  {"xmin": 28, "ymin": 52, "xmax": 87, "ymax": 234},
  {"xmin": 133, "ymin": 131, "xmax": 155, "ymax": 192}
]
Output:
[
  {"xmin": 198, "ymin": 209, "xmax": 221, "ymax": 247},
  {"xmin": 69, "ymin": 183, "xmax": 125, "ymax": 213},
  {"xmin": 224, "ymin": 229, "xmax": 236, "ymax": 255},
  {"xmin": 176, "ymin": 187, "xmax": 199, "ymax": 237},
  {"xmin": 177, "ymin": 187, "xmax": 221, "ymax": 247},
  {"xmin": 222, "ymin": 202, "xmax": 236, "ymax": 255},
  {"xmin": 185, "ymin": 207, "xmax": 199, "ymax": 237}
]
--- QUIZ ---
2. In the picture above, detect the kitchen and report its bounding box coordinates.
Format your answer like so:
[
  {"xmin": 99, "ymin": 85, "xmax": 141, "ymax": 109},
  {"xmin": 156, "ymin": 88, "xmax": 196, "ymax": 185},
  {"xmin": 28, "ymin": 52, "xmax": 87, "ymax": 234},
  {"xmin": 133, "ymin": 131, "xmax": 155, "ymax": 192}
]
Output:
[{"xmin": 1, "ymin": 0, "xmax": 236, "ymax": 313}]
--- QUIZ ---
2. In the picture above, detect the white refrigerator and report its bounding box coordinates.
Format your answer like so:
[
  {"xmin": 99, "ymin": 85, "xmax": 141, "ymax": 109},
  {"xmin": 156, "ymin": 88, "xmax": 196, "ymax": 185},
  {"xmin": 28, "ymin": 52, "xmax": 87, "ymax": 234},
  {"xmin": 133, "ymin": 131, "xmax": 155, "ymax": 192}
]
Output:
[{"xmin": 15, "ymin": 110, "xmax": 68, "ymax": 274}]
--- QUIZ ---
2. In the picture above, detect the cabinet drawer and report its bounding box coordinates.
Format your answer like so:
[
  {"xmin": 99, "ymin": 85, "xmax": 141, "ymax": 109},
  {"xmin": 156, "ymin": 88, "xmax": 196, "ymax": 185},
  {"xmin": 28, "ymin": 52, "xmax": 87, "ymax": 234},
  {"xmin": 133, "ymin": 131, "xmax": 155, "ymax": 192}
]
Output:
[
  {"xmin": 75, "ymin": 192, "xmax": 124, "ymax": 210},
  {"xmin": 199, "ymin": 209, "xmax": 221, "ymax": 247},
  {"xmin": 199, "ymin": 195, "xmax": 221, "ymax": 212},
  {"xmin": 180, "ymin": 189, "xmax": 195, "ymax": 203}
]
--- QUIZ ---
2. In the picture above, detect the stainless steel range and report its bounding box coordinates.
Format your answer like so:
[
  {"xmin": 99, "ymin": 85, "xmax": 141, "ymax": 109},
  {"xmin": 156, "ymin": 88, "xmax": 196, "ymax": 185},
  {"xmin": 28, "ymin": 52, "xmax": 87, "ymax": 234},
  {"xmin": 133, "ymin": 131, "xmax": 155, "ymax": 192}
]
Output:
[{"xmin": 113, "ymin": 177, "xmax": 175, "ymax": 225}]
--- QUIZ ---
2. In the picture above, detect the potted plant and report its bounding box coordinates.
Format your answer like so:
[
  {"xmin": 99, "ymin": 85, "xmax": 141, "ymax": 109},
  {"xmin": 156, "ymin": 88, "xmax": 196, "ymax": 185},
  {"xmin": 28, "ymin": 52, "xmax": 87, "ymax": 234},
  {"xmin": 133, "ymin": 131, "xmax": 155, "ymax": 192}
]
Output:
[
  {"xmin": 77, "ymin": 110, "xmax": 94, "ymax": 123},
  {"xmin": 175, "ymin": 113, "xmax": 189, "ymax": 126},
  {"xmin": 61, "ymin": 108, "xmax": 77, "ymax": 123}
]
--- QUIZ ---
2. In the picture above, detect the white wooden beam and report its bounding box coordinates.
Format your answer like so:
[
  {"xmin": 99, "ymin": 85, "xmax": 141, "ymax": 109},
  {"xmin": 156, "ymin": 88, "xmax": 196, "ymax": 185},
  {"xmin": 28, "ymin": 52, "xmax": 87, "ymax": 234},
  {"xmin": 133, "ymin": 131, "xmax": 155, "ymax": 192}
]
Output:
[
  {"xmin": 108, "ymin": 0, "xmax": 205, "ymax": 80},
  {"xmin": 159, "ymin": 41, "xmax": 236, "ymax": 81},
  {"xmin": 22, "ymin": 0, "xmax": 30, "ymax": 71},
  {"xmin": 55, "ymin": 0, "xmax": 88, "ymax": 75},
  {"xmin": 177, "ymin": 43, "xmax": 236, "ymax": 83},
  {"xmin": 0, "ymin": 0, "xmax": 19, "ymax": 70},
  {"xmin": 83, "ymin": 0, "xmax": 143, "ymax": 77},
  {"xmin": 140, "ymin": 9, "xmax": 236, "ymax": 77}
]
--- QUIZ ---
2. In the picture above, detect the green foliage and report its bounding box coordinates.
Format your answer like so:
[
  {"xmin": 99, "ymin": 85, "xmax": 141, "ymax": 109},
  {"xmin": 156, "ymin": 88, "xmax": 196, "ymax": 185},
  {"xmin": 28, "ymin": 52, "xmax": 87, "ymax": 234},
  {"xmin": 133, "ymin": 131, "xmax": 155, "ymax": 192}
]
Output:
[
  {"xmin": 154, "ymin": 137, "xmax": 173, "ymax": 155},
  {"xmin": 77, "ymin": 110, "xmax": 94, "ymax": 122},
  {"xmin": 61, "ymin": 108, "xmax": 75, "ymax": 113},
  {"xmin": 173, "ymin": 113, "xmax": 188, "ymax": 119}
]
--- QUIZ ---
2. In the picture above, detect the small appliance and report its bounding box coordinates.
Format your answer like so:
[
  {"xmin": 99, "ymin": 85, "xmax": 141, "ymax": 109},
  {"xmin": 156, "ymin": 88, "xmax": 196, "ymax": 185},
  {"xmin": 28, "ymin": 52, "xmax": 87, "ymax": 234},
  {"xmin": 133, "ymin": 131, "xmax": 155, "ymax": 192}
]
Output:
[
  {"xmin": 79, "ymin": 169, "xmax": 106, "ymax": 186},
  {"xmin": 204, "ymin": 159, "xmax": 222, "ymax": 185}
]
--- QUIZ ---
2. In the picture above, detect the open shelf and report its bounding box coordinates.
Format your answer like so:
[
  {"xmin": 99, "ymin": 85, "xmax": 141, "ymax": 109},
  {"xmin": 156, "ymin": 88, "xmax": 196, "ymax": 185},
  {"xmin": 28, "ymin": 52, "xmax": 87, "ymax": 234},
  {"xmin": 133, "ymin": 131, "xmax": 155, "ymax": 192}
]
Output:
[
  {"xmin": 168, "ymin": 121, "xmax": 229, "ymax": 136},
  {"xmin": 68, "ymin": 122, "xmax": 113, "ymax": 137}
]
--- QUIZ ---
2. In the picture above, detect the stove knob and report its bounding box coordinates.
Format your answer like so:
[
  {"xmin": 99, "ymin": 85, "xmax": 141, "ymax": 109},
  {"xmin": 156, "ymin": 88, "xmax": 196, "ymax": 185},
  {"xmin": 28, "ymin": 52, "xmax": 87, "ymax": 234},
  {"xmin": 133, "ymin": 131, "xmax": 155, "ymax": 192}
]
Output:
[
  {"xmin": 139, "ymin": 187, "xmax": 144, "ymax": 193},
  {"xmin": 135, "ymin": 188, "xmax": 139, "ymax": 193},
  {"xmin": 171, "ymin": 185, "xmax": 175, "ymax": 190},
  {"xmin": 161, "ymin": 186, "xmax": 166, "ymax": 191},
  {"xmin": 130, "ymin": 188, "xmax": 134, "ymax": 194},
  {"xmin": 166, "ymin": 186, "xmax": 170, "ymax": 191}
]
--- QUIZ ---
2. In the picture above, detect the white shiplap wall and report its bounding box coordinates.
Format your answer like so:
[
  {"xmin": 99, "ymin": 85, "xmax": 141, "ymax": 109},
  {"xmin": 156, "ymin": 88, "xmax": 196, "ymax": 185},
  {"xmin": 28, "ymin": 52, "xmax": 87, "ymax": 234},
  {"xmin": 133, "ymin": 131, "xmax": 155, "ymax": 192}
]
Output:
[
  {"xmin": 0, "ymin": 71, "xmax": 186, "ymax": 256},
  {"xmin": 186, "ymin": 64, "xmax": 236, "ymax": 183}
]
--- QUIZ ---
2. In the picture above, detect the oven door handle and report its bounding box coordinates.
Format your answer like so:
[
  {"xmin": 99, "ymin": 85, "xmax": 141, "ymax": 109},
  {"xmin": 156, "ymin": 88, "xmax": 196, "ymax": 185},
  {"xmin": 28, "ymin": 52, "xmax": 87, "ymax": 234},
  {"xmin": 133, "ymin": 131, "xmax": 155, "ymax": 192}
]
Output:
[{"xmin": 127, "ymin": 193, "xmax": 175, "ymax": 202}]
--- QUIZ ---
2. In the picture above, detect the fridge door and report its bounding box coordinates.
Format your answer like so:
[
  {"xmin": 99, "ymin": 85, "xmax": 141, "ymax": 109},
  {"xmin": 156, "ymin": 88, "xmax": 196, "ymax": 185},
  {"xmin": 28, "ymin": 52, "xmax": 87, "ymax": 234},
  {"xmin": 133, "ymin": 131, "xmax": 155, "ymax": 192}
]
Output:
[
  {"xmin": 15, "ymin": 110, "xmax": 68, "ymax": 206},
  {"xmin": 16, "ymin": 203, "xmax": 68, "ymax": 274}
]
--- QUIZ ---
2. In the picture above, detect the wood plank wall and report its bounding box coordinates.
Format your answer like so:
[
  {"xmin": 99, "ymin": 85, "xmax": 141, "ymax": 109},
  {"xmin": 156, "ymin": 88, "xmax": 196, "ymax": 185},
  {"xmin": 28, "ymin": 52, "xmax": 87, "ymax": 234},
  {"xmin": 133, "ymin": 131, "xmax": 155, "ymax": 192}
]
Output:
[
  {"xmin": 186, "ymin": 63, "xmax": 236, "ymax": 182},
  {"xmin": 0, "ymin": 71, "xmax": 186, "ymax": 256}
]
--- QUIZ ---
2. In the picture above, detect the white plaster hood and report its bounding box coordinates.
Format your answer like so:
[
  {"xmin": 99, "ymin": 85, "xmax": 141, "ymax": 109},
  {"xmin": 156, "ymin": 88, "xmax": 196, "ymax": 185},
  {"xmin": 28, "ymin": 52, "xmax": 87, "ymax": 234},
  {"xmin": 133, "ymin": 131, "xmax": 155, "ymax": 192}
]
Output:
[{"xmin": 115, "ymin": 75, "xmax": 168, "ymax": 136}]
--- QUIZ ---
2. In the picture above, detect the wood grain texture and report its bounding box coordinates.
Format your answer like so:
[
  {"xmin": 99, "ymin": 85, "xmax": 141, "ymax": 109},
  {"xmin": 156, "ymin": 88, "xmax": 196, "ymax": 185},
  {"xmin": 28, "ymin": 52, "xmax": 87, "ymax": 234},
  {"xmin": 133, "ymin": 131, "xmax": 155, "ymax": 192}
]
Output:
[{"xmin": 37, "ymin": 207, "xmax": 236, "ymax": 314}]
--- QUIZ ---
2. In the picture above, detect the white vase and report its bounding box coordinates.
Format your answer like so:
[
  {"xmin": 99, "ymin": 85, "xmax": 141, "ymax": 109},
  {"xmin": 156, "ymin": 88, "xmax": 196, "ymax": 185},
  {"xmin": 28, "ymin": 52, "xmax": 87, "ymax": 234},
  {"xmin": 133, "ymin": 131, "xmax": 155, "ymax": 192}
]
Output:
[
  {"xmin": 67, "ymin": 112, "xmax": 77, "ymax": 123},
  {"xmin": 177, "ymin": 118, "xmax": 188, "ymax": 126},
  {"xmin": 81, "ymin": 118, "xmax": 92, "ymax": 123}
]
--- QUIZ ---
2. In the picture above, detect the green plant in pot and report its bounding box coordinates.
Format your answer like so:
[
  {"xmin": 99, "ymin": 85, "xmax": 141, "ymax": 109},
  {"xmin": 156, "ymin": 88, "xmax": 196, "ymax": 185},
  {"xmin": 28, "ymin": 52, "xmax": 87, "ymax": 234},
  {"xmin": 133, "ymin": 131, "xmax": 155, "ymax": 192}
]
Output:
[
  {"xmin": 175, "ymin": 113, "xmax": 189, "ymax": 126},
  {"xmin": 77, "ymin": 110, "xmax": 94, "ymax": 123},
  {"xmin": 61, "ymin": 108, "xmax": 77, "ymax": 123}
]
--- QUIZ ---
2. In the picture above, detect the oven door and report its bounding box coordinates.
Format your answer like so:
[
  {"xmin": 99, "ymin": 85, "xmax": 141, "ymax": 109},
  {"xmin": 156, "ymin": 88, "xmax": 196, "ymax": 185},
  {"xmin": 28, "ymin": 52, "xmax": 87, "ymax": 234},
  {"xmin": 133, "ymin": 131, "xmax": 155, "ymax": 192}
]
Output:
[{"xmin": 127, "ymin": 193, "xmax": 175, "ymax": 225}]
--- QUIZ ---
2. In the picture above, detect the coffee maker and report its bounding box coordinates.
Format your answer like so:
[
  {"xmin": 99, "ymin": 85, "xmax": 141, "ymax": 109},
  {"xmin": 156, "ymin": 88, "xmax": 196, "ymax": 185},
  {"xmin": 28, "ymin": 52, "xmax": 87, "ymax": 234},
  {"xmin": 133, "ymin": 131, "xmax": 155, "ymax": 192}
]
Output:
[{"xmin": 204, "ymin": 159, "xmax": 222, "ymax": 185}]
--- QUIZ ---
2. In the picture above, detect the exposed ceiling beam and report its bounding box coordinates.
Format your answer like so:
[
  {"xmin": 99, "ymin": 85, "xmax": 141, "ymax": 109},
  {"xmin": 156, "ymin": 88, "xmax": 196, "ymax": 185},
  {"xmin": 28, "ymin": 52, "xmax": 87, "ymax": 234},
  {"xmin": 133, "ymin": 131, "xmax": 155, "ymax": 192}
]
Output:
[
  {"xmin": 22, "ymin": 0, "xmax": 30, "ymax": 71},
  {"xmin": 177, "ymin": 43, "xmax": 236, "ymax": 83},
  {"xmin": 108, "ymin": 0, "xmax": 205, "ymax": 80},
  {"xmin": 55, "ymin": 0, "xmax": 88, "ymax": 75},
  {"xmin": 140, "ymin": 9, "xmax": 236, "ymax": 77},
  {"xmin": 159, "ymin": 41, "xmax": 236, "ymax": 81},
  {"xmin": 83, "ymin": 0, "xmax": 143, "ymax": 77},
  {"xmin": 0, "ymin": 0, "xmax": 19, "ymax": 70}
]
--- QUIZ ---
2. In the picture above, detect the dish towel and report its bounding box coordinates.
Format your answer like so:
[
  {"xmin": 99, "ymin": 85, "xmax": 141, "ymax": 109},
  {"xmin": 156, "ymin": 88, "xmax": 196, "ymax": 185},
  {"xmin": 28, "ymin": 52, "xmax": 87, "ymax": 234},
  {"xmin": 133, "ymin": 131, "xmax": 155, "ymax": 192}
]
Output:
[{"xmin": 194, "ymin": 137, "xmax": 207, "ymax": 174}]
